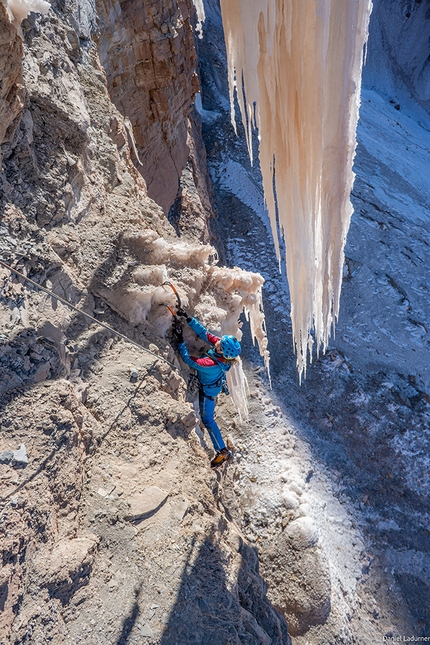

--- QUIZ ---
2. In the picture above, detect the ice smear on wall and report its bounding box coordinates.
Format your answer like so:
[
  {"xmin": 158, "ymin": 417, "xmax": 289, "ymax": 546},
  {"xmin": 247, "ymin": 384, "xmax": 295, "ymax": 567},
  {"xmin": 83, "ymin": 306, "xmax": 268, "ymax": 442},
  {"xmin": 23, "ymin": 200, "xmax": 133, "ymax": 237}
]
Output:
[
  {"xmin": 100, "ymin": 231, "xmax": 270, "ymax": 419},
  {"xmin": 2, "ymin": 0, "xmax": 50, "ymax": 30},
  {"xmin": 207, "ymin": 265, "xmax": 270, "ymax": 378},
  {"xmin": 219, "ymin": 0, "xmax": 372, "ymax": 381}
]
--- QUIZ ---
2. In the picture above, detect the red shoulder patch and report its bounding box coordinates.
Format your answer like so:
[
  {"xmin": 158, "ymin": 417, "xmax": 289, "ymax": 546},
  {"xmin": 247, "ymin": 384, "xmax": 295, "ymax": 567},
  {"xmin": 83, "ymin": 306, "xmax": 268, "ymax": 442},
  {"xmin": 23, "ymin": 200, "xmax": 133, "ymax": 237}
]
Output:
[
  {"xmin": 191, "ymin": 356, "xmax": 217, "ymax": 367},
  {"xmin": 207, "ymin": 333, "xmax": 220, "ymax": 345}
]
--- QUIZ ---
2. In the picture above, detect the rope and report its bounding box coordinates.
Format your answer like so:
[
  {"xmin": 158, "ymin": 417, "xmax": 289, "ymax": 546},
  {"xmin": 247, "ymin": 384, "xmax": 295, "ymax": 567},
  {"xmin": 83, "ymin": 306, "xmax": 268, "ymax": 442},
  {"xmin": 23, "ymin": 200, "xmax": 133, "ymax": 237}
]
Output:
[{"xmin": 0, "ymin": 258, "xmax": 179, "ymax": 371}]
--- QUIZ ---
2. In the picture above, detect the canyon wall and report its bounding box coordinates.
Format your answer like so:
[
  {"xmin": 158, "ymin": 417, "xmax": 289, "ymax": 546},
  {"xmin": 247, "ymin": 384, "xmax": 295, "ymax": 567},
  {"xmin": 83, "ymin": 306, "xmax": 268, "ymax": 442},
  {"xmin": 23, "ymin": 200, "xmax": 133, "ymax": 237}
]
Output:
[
  {"xmin": 2, "ymin": 0, "xmax": 429, "ymax": 642},
  {"xmin": 96, "ymin": 0, "xmax": 203, "ymax": 217}
]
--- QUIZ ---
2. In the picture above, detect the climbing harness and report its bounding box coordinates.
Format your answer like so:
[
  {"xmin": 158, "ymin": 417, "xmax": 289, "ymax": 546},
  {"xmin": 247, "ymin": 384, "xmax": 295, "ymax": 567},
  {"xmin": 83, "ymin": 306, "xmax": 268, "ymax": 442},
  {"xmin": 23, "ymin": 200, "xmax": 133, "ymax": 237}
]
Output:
[
  {"xmin": 203, "ymin": 369, "xmax": 227, "ymax": 394},
  {"xmin": 0, "ymin": 258, "xmax": 179, "ymax": 371},
  {"xmin": 203, "ymin": 352, "xmax": 230, "ymax": 395}
]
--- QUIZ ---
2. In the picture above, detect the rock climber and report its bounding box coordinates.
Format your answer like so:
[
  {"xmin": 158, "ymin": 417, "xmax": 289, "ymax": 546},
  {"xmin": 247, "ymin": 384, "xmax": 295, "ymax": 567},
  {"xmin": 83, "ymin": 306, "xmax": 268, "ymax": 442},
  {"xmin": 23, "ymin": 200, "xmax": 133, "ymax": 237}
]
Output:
[{"xmin": 172, "ymin": 308, "xmax": 241, "ymax": 469}]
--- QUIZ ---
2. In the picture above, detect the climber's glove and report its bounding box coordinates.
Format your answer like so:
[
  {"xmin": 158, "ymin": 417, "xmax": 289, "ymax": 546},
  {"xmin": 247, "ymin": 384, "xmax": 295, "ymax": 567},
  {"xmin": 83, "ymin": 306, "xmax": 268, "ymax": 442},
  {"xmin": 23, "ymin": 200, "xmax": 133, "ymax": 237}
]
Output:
[
  {"xmin": 172, "ymin": 320, "xmax": 184, "ymax": 344},
  {"xmin": 176, "ymin": 307, "xmax": 192, "ymax": 322}
]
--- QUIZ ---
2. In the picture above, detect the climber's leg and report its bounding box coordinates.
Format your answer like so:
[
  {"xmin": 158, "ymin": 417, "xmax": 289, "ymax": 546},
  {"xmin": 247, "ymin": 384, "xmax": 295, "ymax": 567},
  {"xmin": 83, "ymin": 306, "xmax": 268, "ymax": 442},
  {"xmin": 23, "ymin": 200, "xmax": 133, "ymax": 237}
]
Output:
[{"xmin": 199, "ymin": 390, "xmax": 226, "ymax": 453}]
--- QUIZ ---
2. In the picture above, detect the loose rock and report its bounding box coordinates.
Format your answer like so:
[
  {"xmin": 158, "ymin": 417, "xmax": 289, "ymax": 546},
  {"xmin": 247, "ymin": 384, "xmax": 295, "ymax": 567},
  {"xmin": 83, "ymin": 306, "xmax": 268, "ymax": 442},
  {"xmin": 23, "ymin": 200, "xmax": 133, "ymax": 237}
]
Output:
[
  {"xmin": 125, "ymin": 486, "xmax": 169, "ymax": 521},
  {"xmin": 12, "ymin": 444, "xmax": 28, "ymax": 467},
  {"xmin": 0, "ymin": 449, "xmax": 14, "ymax": 464}
]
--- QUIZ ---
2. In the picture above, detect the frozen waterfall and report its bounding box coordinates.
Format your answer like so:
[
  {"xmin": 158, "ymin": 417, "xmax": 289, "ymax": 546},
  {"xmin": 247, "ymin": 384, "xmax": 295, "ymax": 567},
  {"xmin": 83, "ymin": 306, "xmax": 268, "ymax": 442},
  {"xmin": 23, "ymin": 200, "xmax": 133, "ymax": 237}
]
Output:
[{"xmin": 219, "ymin": 0, "xmax": 373, "ymax": 380}]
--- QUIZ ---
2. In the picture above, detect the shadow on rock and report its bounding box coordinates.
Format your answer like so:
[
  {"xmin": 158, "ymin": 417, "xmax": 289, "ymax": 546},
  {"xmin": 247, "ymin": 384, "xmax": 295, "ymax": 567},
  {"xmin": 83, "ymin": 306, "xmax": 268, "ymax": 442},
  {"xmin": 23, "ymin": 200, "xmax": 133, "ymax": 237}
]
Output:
[
  {"xmin": 160, "ymin": 529, "xmax": 291, "ymax": 645},
  {"xmin": 116, "ymin": 582, "xmax": 143, "ymax": 645},
  {"xmin": 395, "ymin": 573, "xmax": 430, "ymax": 636}
]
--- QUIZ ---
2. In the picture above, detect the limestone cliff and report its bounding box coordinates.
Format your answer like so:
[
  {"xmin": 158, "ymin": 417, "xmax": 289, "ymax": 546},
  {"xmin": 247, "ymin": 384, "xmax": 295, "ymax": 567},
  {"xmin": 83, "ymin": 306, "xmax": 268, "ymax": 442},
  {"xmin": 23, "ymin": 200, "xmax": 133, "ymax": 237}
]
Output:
[{"xmin": 96, "ymin": 0, "xmax": 202, "ymax": 217}]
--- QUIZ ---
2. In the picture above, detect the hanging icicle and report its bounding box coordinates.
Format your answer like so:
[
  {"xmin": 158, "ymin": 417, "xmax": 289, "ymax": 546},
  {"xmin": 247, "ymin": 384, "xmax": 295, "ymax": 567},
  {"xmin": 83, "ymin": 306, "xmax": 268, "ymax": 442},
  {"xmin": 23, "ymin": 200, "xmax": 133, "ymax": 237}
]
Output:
[{"xmin": 219, "ymin": 0, "xmax": 372, "ymax": 381}]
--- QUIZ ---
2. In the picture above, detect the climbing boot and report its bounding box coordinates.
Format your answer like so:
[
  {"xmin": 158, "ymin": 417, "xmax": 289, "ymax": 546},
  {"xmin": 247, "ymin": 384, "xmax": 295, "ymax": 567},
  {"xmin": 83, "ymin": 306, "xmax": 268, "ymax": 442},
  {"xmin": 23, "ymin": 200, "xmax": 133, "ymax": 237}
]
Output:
[{"xmin": 210, "ymin": 448, "xmax": 232, "ymax": 469}]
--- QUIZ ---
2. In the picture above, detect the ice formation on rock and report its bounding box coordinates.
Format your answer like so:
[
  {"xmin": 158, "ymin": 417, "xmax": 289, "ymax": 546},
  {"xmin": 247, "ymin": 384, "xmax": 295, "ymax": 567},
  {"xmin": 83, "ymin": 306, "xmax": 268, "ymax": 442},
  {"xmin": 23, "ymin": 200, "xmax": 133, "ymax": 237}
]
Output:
[
  {"xmin": 207, "ymin": 266, "xmax": 270, "ymax": 372},
  {"xmin": 2, "ymin": 0, "xmax": 50, "ymax": 29},
  {"xmin": 99, "ymin": 231, "xmax": 270, "ymax": 419},
  {"xmin": 220, "ymin": 0, "xmax": 372, "ymax": 380}
]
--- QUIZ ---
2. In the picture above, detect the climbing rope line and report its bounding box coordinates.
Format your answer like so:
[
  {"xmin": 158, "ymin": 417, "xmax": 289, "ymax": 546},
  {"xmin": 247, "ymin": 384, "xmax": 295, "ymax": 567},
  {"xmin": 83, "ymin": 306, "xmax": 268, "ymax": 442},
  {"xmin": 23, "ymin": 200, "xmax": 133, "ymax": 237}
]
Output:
[{"xmin": 0, "ymin": 258, "xmax": 180, "ymax": 371}]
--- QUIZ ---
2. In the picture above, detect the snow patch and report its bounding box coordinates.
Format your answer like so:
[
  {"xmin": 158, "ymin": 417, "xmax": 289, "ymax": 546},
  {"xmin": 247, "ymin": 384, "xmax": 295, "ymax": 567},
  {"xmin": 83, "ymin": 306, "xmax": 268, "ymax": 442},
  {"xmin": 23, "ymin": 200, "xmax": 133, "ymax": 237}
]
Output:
[
  {"xmin": 390, "ymin": 425, "xmax": 430, "ymax": 496},
  {"xmin": 193, "ymin": 0, "xmax": 205, "ymax": 38},
  {"xmin": 357, "ymin": 89, "xmax": 430, "ymax": 224},
  {"xmin": 195, "ymin": 93, "xmax": 220, "ymax": 124}
]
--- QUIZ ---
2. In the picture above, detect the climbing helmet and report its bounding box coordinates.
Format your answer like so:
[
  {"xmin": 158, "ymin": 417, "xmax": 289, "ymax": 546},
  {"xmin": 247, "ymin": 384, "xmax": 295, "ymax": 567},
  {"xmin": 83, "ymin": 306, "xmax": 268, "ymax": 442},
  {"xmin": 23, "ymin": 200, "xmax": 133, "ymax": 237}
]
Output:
[{"xmin": 220, "ymin": 335, "xmax": 241, "ymax": 359}]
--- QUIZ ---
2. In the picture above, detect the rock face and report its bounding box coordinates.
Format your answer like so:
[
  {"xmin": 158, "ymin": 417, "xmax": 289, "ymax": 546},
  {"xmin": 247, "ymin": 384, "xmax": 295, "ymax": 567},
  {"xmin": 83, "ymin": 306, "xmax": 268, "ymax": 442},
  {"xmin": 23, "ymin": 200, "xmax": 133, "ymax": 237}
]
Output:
[
  {"xmin": 0, "ymin": 1, "xmax": 290, "ymax": 643},
  {"xmin": 259, "ymin": 527, "xmax": 331, "ymax": 637},
  {"xmin": 363, "ymin": 0, "xmax": 430, "ymax": 116},
  {"xmin": 0, "ymin": 5, "xmax": 24, "ymax": 165},
  {"xmin": 0, "ymin": 380, "xmax": 91, "ymax": 641},
  {"xmin": 97, "ymin": 0, "xmax": 200, "ymax": 214},
  {"xmin": 9, "ymin": 0, "xmax": 427, "ymax": 641},
  {"xmin": 30, "ymin": 535, "xmax": 99, "ymax": 603},
  {"xmin": 125, "ymin": 485, "xmax": 170, "ymax": 520}
]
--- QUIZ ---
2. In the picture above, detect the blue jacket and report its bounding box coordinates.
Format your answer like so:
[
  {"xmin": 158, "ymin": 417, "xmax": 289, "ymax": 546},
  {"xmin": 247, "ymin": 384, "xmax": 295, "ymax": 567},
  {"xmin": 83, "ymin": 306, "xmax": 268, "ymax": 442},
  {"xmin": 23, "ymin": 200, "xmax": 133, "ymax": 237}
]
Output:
[{"xmin": 177, "ymin": 317, "xmax": 231, "ymax": 397}]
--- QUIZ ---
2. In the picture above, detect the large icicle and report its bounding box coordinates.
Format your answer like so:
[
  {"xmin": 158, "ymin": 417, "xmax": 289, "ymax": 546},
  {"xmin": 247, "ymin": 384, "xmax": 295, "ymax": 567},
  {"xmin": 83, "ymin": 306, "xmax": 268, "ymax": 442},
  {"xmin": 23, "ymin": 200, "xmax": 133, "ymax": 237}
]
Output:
[{"xmin": 219, "ymin": 0, "xmax": 372, "ymax": 381}]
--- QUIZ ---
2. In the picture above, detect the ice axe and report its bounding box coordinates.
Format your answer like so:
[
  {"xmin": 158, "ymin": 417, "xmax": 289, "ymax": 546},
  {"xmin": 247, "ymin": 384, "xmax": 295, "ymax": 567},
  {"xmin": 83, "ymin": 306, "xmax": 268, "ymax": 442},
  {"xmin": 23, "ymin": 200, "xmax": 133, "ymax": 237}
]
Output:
[
  {"xmin": 162, "ymin": 281, "xmax": 182, "ymax": 311},
  {"xmin": 162, "ymin": 303, "xmax": 177, "ymax": 317},
  {"xmin": 162, "ymin": 282, "xmax": 188, "ymax": 341}
]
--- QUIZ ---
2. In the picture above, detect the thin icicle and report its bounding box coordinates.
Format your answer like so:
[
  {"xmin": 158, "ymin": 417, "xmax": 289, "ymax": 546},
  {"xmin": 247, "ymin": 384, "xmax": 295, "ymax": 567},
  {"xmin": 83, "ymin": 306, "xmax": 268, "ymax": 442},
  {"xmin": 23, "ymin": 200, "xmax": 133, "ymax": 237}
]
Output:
[
  {"xmin": 220, "ymin": 0, "xmax": 372, "ymax": 381},
  {"xmin": 243, "ymin": 284, "xmax": 271, "ymax": 386},
  {"xmin": 226, "ymin": 359, "xmax": 249, "ymax": 421}
]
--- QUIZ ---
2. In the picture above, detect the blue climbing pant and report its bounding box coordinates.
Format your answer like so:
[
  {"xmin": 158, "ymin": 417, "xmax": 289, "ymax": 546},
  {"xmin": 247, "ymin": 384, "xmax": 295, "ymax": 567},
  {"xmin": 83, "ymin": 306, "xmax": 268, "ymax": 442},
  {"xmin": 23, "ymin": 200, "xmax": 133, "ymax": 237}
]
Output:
[{"xmin": 199, "ymin": 390, "xmax": 226, "ymax": 453}]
